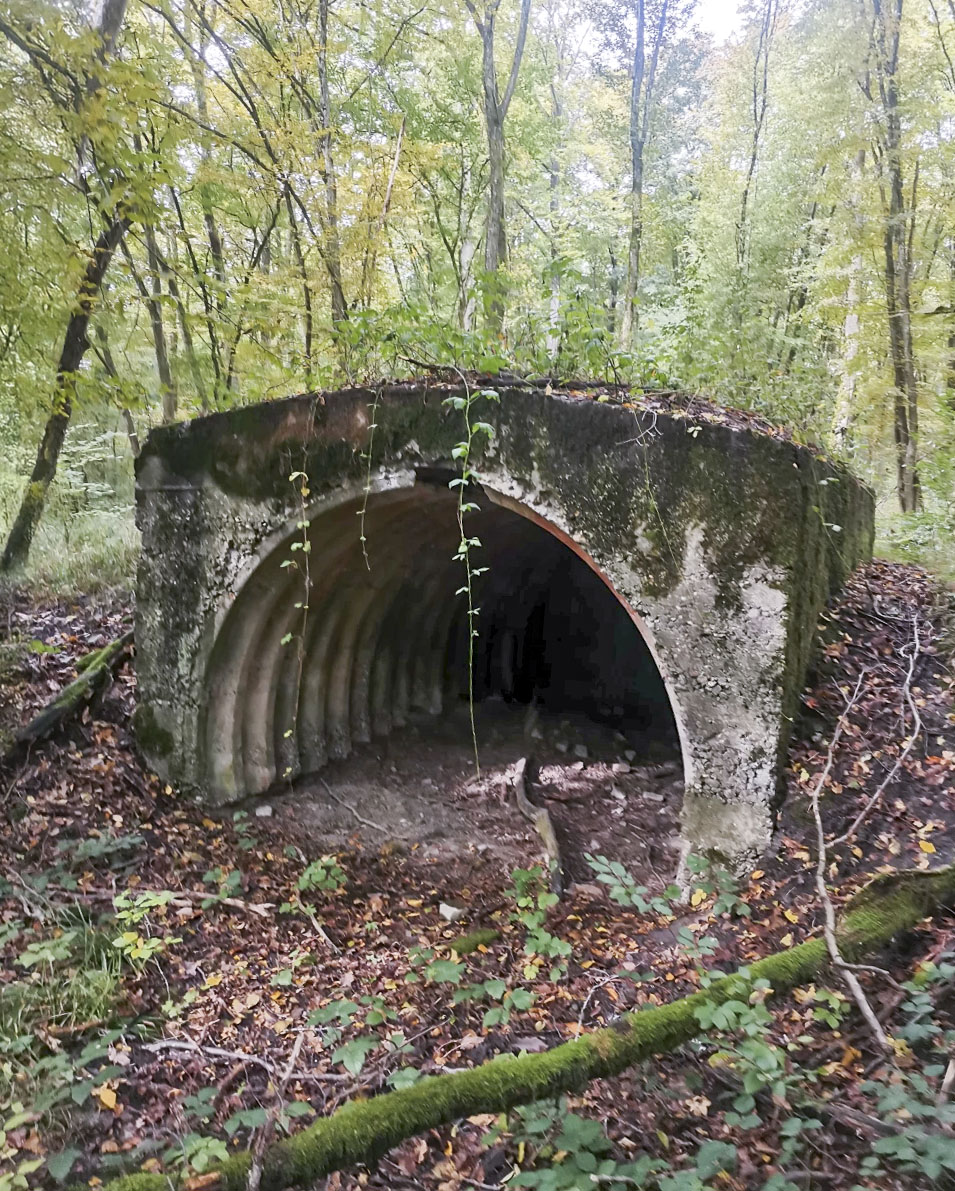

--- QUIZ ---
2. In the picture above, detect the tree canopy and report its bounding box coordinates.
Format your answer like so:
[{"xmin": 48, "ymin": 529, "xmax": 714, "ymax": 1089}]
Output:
[{"xmin": 0, "ymin": 0, "xmax": 953, "ymax": 569}]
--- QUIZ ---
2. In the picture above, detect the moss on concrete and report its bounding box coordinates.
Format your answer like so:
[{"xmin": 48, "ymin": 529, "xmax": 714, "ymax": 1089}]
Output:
[{"xmin": 131, "ymin": 702, "xmax": 174, "ymax": 759}]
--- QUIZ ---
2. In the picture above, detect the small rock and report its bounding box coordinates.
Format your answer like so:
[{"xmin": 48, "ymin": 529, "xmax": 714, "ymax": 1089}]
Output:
[
  {"xmin": 572, "ymin": 882, "xmax": 605, "ymax": 900},
  {"xmin": 439, "ymin": 902, "xmax": 466, "ymax": 923},
  {"xmin": 529, "ymin": 724, "xmax": 543, "ymax": 739},
  {"xmin": 254, "ymin": 804, "xmax": 273, "ymax": 818},
  {"xmin": 573, "ymin": 743, "xmax": 589, "ymax": 759},
  {"xmin": 611, "ymin": 785, "xmax": 626, "ymax": 801},
  {"xmin": 555, "ymin": 740, "xmax": 569, "ymax": 754},
  {"xmin": 644, "ymin": 791, "xmax": 665, "ymax": 803},
  {"xmin": 612, "ymin": 761, "xmax": 630, "ymax": 775},
  {"xmin": 624, "ymin": 749, "xmax": 637, "ymax": 762},
  {"xmin": 571, "ymin": 760, "xmax": 585, "ymax": 772}
]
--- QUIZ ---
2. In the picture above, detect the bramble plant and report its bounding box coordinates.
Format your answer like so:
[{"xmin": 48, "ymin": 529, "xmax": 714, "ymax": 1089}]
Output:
[
  {"xmin": 297, "ymin": 855, "xmax": 346, "ymax": 893},
  {"xmin": 509, "ymin": 865, "xmax": 572, "ymax": 980},
  {"xmin": 585, "ymin": 852, "xmax": 679, "ymax": 914},
  {"xmin": 279, "ymin": 466, "xmax": 314, "ymax": 780}
]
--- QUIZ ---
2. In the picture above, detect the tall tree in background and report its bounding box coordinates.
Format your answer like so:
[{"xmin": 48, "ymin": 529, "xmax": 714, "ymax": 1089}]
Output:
[
  {"xmin": 0, "ymin": 0, "xmax": 132, "ymax": 573},
  {"xmin": 465, "ymin": 0, "xmax": 533, "ymax": 334},
  {"xmin": 863, "ymin": 0, "xmax": 922, "ymax": 511},
  {"xmin": 615, "ymin": 0, "xmax": 674, "ymax": 346}
]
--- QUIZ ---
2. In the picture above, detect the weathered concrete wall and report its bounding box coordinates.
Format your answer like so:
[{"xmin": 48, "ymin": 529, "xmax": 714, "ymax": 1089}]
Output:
[{"xmin": 134, "ymin": 383, "xmax": 874, "ymax": 864}]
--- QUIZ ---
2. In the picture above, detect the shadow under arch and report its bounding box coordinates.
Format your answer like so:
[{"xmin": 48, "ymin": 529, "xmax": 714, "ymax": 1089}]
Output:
[{"xmin": 199, "ymin": 471, "xmax": 688, "ymax": 806}]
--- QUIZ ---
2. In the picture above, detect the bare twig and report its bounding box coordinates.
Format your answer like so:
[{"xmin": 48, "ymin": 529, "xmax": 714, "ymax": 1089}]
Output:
[
  {"xmin": 140, "ymin": 1037, "xmax": 349, "ymax": 1084},
  {"xmin": 833, "ymin": 615, "xmax": 921, "ymax": 847},
  {"xmin": 248, "ymin": 1031, "xmax": 307, "ymax": 1191},
  {"xmin": 575, "ymin": 976, "xmax": 622, "ymax": 1038},
  {"xmin": 319, "ymin": 777, "xmax": 397, "ymax": 835},
  {"xmin": 807, "ymin": 669, "xmax": 892, "ymax": 1052}
]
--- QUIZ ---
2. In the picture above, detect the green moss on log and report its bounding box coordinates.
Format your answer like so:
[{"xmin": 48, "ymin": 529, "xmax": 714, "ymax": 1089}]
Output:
[
  {"xmin": 14, "ymin": 630, "xmax": 133, "ymax": 747},
  {"xmin": 449, "ymin": 928, "xmax": 501, "ymax": 955}
]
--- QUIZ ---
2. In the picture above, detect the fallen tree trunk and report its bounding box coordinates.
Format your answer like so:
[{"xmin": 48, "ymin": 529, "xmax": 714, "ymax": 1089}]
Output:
[
  {"xmin": 103, "ymin": 864, "xmax": 955, "ymax": 1191},
  {"xmin": 12, "ymin": 631, "xmax": 133, "ymax": 750}
]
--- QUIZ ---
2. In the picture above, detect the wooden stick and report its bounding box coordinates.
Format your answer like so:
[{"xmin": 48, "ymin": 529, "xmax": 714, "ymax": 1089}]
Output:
[{"xmin": 511, "ymin": 757, "xmax": 563, "ymax": 894}]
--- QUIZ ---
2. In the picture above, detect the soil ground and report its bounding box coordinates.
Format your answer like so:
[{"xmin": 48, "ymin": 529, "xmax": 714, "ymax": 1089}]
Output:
[{"xmin": 277, "ymin": 702, "xmax": 683, "ymax": 886}]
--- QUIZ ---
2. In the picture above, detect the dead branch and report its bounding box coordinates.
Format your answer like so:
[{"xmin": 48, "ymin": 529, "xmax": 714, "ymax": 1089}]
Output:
[
  {"xmin": 833, "ymin": 614, "xmax": 922, "ymax": 847},
  {"xmin": 139, "ymin": 1038, "xmax": 349, "ymax": 1084},
  {"xmin": 807, "ymin": 669, "xmax": 892, "ymax": 1051},
  {"xmin": 9, "ymin": 630, "xmax": 133, "ymax": 753},
  {"xmin": 511, "ymin": 757, "xmax": 562, "ymax": 894},
  {"xmin": 10, "ymin": 877, "xmax": 276, "ymax": 919}
]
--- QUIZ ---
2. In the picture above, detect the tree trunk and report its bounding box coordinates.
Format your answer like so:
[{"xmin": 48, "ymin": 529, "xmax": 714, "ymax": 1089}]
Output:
[
  {"xmin": 468, "ymin": 0, "xmax": 532, "ymax": 337},
  {"xmin": 284, "ymin": 190, "xmax": 314, "ymax": 387},
  {"xmin": 870, "ymin": 0, "xmax": 921, "ymax": 511},
  {"xmin": 1, "ymin": 213, "xmax": 131, "ymax": 572},
  {"xmin": 318, "ymin": 0, "xmax": 348, "ymax": 326},
  {"xmin": 617, "ymin": 0, "xmax": 668, "ymax": 349},
  {"xmin": 141, "ymin": 224, "xmax": 178, "ymax": 422},
  {"xmin": 484, "ymin": 103, "xmax": 507, "ymax": 331}
]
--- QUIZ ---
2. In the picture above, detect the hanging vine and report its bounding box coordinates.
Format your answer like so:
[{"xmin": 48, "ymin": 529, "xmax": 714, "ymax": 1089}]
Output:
[{"xmin": 442, "ymin": 381, "xmax": 499, "ymax": 775}]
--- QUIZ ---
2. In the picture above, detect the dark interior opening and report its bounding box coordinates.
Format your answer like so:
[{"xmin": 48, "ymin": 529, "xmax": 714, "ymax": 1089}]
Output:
[{"xmin": 440, "ymin": 490, "xmax": 680, "ymax": 758}]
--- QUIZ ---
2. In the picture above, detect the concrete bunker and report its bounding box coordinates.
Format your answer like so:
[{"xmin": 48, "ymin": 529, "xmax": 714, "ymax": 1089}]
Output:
[{"xmin": 134, "ymin": 383, "xmax": 874, "ymax": 864}]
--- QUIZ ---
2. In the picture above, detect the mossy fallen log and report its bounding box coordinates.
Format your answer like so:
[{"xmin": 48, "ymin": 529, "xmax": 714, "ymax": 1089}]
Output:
[
  {"xmin": 103, "ymin": 864, "xmax": 955, "ymax": 1191},
  {"xmin": 13, "ymin": 630, "xmax": 133, "ymax": 749},
  {"xmin": 450, "ymin": 927, "xmax": 502, "ymax": 955}
]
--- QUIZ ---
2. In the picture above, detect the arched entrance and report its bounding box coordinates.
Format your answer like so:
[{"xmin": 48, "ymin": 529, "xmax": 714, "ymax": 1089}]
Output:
[{"xmin": 200, "ymin": 475, "xmax": 684, "ymax": 802}]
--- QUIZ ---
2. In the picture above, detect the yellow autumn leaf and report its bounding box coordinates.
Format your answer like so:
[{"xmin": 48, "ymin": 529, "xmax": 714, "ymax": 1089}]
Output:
[
  {"xmin": 919, "ymin": 840, "xmax": 936, "ymax": 853},
  {"xmin": 780, "ymin": 933, "xmax": 794, "ymax": 947},
  {"xmin": 783, "ymin": 909, "xmax": 800, "ymax": 924},
  {"xmin": 690, "ymin": 888, "xmax": 707, "ymax": 907},
  {"xmin": 95, "ymin": 1085, "xmax": 117, "ymax": 1110},
  {"xmin": 751, "ymin": 870, "xmax": 765, "ymax": 880},
  {"xmin": 202, "ymin": 973, "xmax": 222, "ymax": 989}
]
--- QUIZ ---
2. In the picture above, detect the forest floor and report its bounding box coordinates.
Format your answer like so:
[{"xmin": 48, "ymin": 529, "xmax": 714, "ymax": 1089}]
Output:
[{"xmin": 1, "ymin": 561, "xmax": 954, "ymax": 1191}]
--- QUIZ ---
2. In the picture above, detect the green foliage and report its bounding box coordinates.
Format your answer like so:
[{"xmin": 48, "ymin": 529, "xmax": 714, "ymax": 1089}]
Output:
[
  {"xmin": 854, "ymin": 960, "xmax": 955, "ymax": 1183},
  {"xmin": 508, "ymin": 866, "xmax": 572, "ymax": 980},
  {"xmin": 297, "ymin": 855, "xmax": 346, "ymax": 894},
  {"xmin": 490, "ymin": 1098, "xmax": 739, "ymax": 1191},
  {"xmin": 585, "ymin": 853, "xmax": 678, "ymax": 914}
]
